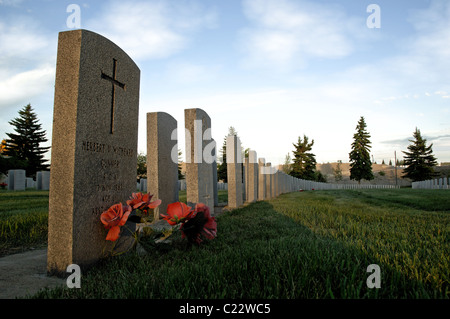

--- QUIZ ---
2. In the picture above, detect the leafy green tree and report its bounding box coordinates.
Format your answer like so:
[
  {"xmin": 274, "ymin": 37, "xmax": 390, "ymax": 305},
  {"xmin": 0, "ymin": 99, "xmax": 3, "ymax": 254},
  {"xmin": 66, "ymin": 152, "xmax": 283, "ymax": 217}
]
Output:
[
  {"xmin": 290, "ymin": 135, "xmax": 316, "ymax": 180},
  {"xmin": 314, "ymin": 170, "xmax": 327, "ymax": 183},
  {"xmin": 137, "ymin": 153, "xmax": 147, "ymax": 180},
  {"xmin": 0, "ymin": 139, "xmax": 6, "ymax": 154},
  {"xmin": 281, "ymin": 153, "xmax": 292, "ymax": 174},
  {"xmin": 349, "ymin": 116, "xmax": 374, "ymax": 183},
  {"xmin": 3, "ymin": 104, "xmax": 50, "ymax": 177},
  {"xmin": 402, "ymin": 128, "xmax": 437, "ymax": 181}
]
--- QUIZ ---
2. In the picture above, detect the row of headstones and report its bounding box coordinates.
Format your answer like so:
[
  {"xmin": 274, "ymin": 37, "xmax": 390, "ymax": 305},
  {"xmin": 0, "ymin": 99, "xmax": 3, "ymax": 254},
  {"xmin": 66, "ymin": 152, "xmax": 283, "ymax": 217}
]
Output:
[
  {"xmin": 47, "ymin": 29, "xmax": 397, "ymax": 275},
  {"xmin": 137, "ymin": 179, "xmax": 228, "ymax": 192},
  {"xmin": 412, "ymin": 177, "xmax": 450, "ymax": 189},
  {"xmin": 6, "ymin": 169, "xmax": 50, "ymax": 191},
  {"xmin": 225, "ymin": 136, "xmax": 400, "ymax": 208},
  {"xmin": 47, "ymin": 29, "xmax": 230, "ymax": 274}
]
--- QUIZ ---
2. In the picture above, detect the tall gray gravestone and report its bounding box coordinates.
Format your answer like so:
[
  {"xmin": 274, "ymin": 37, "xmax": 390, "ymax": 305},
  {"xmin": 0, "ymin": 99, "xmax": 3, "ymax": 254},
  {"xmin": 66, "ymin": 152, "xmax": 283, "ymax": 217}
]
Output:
[
  {"xmin": 36, "ymin": 171, "xmax": 42, "ymax": 190},
  {"xmin": 258, "ymin": 158, "xmax": 266, "ymax": 201},
  {"xmin": 265, "ymin": 162, "xmax": 273, "ymax": 199},
  {"xmin": 184, "ymin": 108, "xmax": 215, "ymax": 210},
  {"xmin": 7, "ymin": 169, "xmax": 25, "ymax": 191},
  {"xmin": 147, "ymin": 112, "xmax": 179, "ymax": 219},
  {"xmin": 247, "ymin": 150, "xmax": 258, "ymax": 203},
  {"xmin": 226, "ymin": 135, "xmax": 243, "ymax": 208},
  {"xmin": 243, "ymin": 157, "xmax": 248, "ymax": 202},
  {"xmin": 47, "ymin": 30, "xmax": 140, "ymax": 275},
  {"xmin": 212, "ymin": 138, "xmax": 218, "ymax": 207},
  {"xmin": 7, "ymin": 170, "xmax": 14, "ymax": 191},
  {"xmin": 41, "ymin": 171, "xmax": 50, "ymax": 190}
]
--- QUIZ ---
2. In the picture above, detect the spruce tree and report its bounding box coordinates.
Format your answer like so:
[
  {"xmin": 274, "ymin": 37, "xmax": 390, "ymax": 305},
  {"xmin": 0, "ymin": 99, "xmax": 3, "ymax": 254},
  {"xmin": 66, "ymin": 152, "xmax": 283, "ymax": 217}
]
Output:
[
  {"xmin": 217, "ymin": 126, "xmax": 241, "ymax": 183},
  {"xmin": 349, "ymin": 116, "xmax": 374, "ymax": 183},
  {"xmin": 402, "ymin": 128, "xmax": 437, "ymax": 181},
  {"xmin": 3, "ymin": 104, "xmax": 50, "ymax": 177},
  {"xmin": 290, "ymin": 135, "xmax": 316, "ymax": 180}
]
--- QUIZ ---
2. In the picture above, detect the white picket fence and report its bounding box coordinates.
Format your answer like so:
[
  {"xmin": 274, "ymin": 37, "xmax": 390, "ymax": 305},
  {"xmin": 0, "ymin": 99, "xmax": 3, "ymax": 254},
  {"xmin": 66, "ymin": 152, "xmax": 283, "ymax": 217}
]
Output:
[
  {"xmin": 294, "ymin": 179, "xmax": 399, "ymax": 191},
  {"xmin": 412, "ymin": 177, "xmax": 449, "ymax": 189}
]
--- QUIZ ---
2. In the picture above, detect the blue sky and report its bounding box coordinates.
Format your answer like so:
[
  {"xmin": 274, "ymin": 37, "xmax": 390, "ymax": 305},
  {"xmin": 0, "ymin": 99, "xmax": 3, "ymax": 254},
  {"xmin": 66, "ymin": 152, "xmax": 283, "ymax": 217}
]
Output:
[{"xmin": 0, "ymin": 0, "xmax": 449, "ymax": 166}]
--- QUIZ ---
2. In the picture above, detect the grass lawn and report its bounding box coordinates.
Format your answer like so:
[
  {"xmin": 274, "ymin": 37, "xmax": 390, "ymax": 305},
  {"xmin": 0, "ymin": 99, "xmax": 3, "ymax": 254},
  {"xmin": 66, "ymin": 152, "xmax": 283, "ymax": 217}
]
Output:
[
  {"xmin": 6, "ymin": 188, "xmax": 444, "ymax": 299},
  {"xmin": 0, "ymin": 190, "xmax": 49, "ymax": 256}
]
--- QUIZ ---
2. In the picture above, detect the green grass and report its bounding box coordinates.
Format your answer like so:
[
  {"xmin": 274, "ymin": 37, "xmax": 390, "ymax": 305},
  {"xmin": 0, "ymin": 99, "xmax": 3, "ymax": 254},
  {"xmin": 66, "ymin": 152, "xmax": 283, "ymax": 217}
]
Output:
[
  {"xmin": 30, "ymin": 188, "xmax": 449, "ymax": 299},
  {"xmin": 0, "ymin": 190, "xmax": 49, "ymax": 256},
  {"xmin": 0, "ymin": 189, "xmax": 226, "ymax": 256}
]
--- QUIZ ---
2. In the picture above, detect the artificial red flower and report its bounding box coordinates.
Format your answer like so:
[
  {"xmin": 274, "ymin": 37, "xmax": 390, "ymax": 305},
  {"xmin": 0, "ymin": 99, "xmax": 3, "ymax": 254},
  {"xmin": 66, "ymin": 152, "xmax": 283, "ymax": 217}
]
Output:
[
  {"xmin": 127, "ymin": 192, "xmax": 161, "ymax": 211},
  {"xmin": 181, "ymin": 203, "xmax": 217, "ymax": 244},
  {"xmin": 160, "ymin": 202, "xmax": 195, "ymax": 225},
  {"xmin": 100, "ymin": 203, "xmax": 132, "ymax": 241}
]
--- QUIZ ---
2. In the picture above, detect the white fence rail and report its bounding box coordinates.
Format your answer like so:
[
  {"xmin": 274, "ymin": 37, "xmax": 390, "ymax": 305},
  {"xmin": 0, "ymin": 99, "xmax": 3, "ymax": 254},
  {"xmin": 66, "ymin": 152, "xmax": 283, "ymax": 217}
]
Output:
[{"xmin": 412, "ymin": 177, "xmax": 449, "ymax": 189}]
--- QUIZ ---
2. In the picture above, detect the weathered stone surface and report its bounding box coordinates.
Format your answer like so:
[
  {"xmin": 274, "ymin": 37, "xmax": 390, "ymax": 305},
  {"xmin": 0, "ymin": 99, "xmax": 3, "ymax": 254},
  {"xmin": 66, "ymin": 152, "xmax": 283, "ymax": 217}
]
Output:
[
  {"xmin": 41, "ymin": 171, "xmax": 50, "ymax": 191},
  {"xmin": 7, "ymin": 169, "xmax": 25, "ymax": 191},
  {"xmin": 265, "ymin": 162, "xmax": 273, "ymax": 199},
  {"xmin": 258, "ymin": 158, "xmax": 266, "ymax": 201},
  {"xmin": 226, "ymin": 135, "xmax": 243, "ymax": 208},
  {"xmin": 147, "ymin": 112, "xmax": 179, "ymax": 219},
  {"xmin": 247, "ymin": 150, "xmax": 258, "ymax": 203},
  {"xmin": 47, "ymin": 29, "xmax": 140, "ymax": 275},
  {"xmin": 184, "ymin": 108, "xmax": 215, "ymax": 210}
]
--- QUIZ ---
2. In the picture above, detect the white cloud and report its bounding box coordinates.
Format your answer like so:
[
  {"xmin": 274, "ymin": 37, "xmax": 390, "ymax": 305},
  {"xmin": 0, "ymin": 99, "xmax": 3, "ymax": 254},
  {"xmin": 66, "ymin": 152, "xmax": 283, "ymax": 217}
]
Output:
[
  {"xmin": 239, "ymin": 0, "xmax": 361, "ymax": 70},
  {"xmin": 0, "ymin": 65, "xmax": 55, "ymax": 109},
  {"xmin": 0, "ymin": 15, "xmax": 55, "ymax": 113},
  {"xmin": 0, "ymin": 0, "xmax": 23, "ymax": 6},
  {"xmin": 0, "ymin": 18, "xmax": 52, "ymax": 66},
  {"xmin": 86, "ymin": 0, "xmax": 217, "ymax": 61}
]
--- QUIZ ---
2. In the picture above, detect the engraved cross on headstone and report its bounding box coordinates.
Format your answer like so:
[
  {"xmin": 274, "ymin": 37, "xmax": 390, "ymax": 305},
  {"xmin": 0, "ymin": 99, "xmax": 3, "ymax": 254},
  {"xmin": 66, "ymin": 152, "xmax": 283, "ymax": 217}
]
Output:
[{"xmin": 101, "ymin": 58, "xmax": 126, "ymax": 134}]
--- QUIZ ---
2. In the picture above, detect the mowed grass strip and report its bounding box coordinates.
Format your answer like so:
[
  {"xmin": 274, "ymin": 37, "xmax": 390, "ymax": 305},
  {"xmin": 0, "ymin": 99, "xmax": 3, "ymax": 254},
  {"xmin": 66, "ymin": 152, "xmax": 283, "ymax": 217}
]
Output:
[
  {"xmin": 32, "ymin": 189, "xmax": 449, "ymax": 299},
  {"xmin": 0, "ymin": 189, "xmax": 224, "ymax": 257},
  {"xmin": 0, "ymin": 190, "xmax": 49, "ymax": 256},
  {"xmin": 270, "ymin": 189, "xmax": 449, "ymax": 298}
]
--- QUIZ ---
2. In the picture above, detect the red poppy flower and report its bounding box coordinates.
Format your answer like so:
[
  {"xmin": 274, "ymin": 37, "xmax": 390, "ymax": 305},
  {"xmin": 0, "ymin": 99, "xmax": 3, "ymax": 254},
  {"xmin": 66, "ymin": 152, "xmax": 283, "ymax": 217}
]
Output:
[
  {"xmin": 160, "ymin": 202, "xmax": 195, "ymax": 225},
  {"xmin": 100, "ymin": 203, "xmax": 132, "ymax": 241},
  {"xmin": 127, "ymin": 192, "xmax": 161, "ymax": 211},
  {"xmin": 181, "ymin": 203, "xmax": 217, "ymax": 244}
]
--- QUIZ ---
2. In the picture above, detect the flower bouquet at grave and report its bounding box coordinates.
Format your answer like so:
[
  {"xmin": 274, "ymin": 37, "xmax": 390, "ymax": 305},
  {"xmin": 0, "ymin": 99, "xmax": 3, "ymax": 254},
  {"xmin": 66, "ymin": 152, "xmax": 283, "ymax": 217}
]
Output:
[
  {"xmin": 0, "ymin": 182, "xmax": 7, "ymax": 190},
  {"xmin": 100, "ymin": 192, "xmax": 217, "ymax": 255}
]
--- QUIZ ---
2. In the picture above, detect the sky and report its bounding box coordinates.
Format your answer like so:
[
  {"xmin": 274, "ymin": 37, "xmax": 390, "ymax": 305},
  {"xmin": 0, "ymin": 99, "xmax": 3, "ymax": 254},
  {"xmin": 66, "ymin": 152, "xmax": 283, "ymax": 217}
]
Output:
[{"xmin": 0, "ymin": 0, "xmax": 449, "ymax": 166}]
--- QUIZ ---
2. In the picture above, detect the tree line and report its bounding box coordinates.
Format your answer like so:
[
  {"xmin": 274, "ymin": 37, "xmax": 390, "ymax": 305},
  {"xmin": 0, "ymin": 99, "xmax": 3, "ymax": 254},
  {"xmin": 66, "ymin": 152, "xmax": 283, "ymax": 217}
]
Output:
[
  {"xmin": 283, "ymin": 116, "xmax": 438, "ymax": 183},
  {"xmin": 1, "ymin": 104, "xmax": 49, "ymax": 178},
  {"xmin": 0, "ymin": 106, "xmax": 439, "ymax": 184}
]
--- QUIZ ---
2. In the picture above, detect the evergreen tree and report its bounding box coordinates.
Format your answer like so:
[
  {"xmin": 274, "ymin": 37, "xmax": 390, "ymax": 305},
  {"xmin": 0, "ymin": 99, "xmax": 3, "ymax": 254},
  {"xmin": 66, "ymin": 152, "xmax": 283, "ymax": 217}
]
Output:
[
  {"xmin": 349, "ymin": 116, "xmax": 374, "ymax": 183},
  {"xmin": 217, "ymin": 136, "xmax": 228, "ymax": 182},
  {"xmin": 0, "ymin": 139, "xmax": 6, "ymax": 154},
  {"xmin": 217, "ymin": 126, "xmax": 241, "ymax": 182},
  {"xmin": 402, "ymin": 128, "xmax": 437, "ymax": 181},
  {"xmin": 290, "ymin": 135, "xmax": 316, "ymax": 180},
  {"xmin": 3, "ymin": 104, "xmax": 50, "ymax": 177},
  {"xmin": 333, "ymin": 160, "xmax": 343, "ymax": 182},
  {"xmin": 178, "ymin": 149, "xmax": 184, "ymax": 180}
]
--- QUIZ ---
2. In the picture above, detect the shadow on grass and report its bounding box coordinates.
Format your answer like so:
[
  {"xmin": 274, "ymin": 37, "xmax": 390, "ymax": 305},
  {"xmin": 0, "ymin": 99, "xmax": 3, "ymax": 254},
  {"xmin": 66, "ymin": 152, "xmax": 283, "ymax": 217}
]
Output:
[{"xmin": 31, "ymin": 198, "xmax": 447, "ymax": 299}]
